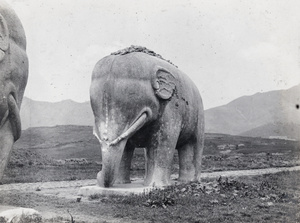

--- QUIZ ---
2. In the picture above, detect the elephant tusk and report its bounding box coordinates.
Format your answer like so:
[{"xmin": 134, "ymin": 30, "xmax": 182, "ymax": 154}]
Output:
[{"xmin": 109, "ymin": 112, "xmax": 147, "ymax": 146}]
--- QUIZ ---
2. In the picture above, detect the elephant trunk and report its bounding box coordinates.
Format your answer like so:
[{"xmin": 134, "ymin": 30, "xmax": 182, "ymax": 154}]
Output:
[
  {"xmin": 95, "ymin": 112, "xmax": 148, "ymax": 188},
  {"xmin": 0, "ymin": 96, "xmax": 9, "ymax": 129},
  {"xmin": 0, "ymin": 94, "xmax": 21, "ymax": 180},
  {"xmin": 7, "ymin": 94, "xmax": 21, "ymax": 141},
  {"xmin": 0, "ymin": 116, "xmax": 15, "ymax": 180},
  {"xmin": 97, "ymin": 140, "xmax": 127, "ymax": 187},
  {"xmin": 0, "ymin": 94, "xmax": 21, "ymax": 140}
]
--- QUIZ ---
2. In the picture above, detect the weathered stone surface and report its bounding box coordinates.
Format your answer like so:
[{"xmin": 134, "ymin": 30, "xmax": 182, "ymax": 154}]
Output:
[
  {"xmin": 90, "ymin": 47, "xmax": 204, "ymax": 188},
  {"xmin": 0, "ymin": 0, "xmax": 28, "ymax": 180},
  {"xmin": 111, "ymin": 45, "xmax": 177, "ymax": 67},
  {"xmin": 78, "ymin": 179, "xmax": 154, "ymax": 196},
  {"xmin": 0, "ymin": 207, "xmax": 40, "ymax": 223}
]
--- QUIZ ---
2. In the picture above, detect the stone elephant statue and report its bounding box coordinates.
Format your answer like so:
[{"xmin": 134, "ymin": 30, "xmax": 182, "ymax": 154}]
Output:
[
  {"xmin": 90, "ymin": 46, "xmax": 204, "ymax": 188},
  {"xmin": 0, "ymin": 0, "xmax": 28, "ymax": 180}
]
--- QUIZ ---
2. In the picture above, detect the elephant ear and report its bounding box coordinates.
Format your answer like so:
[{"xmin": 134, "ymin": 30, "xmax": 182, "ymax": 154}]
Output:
[
  {"xmin": 0, "ymin": 13, "xmax": 9, "ymax": 61},
  {"xmin": 152, "ymin": 67, "xmax": 176, "ymax": 100}
]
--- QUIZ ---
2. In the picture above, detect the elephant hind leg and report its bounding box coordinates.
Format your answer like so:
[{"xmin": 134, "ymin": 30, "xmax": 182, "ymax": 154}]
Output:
[
  {"xmin": 115, "ymin": 142, "xmax": 135, "ymax": 184},
  {"xmin": 193, "ymin": 142, "xmax": 204, "ymax": 182},
  {"xmin": 178, "ymin": 143, "xmax": 196, "ymax": 182},
  {"xmin": 194, "ymin": 116, "xmax": 205, "ymax": 182}
]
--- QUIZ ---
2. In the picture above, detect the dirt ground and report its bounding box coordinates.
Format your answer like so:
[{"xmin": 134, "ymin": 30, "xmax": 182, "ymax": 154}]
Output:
[
  {"xmin": 1, "ymin": 167, "xmax": 299, "ymax": 223},
  {"xmin": 1, "ymin": 131, "xmax": 299, "ymax": 222}
]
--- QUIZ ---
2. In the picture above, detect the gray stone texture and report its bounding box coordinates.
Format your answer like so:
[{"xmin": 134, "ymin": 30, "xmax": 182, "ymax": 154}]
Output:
[
  {"xmin": 0, "ymin": 0, "xmax": 28, "ymax": 180},
  {"xmin": 90, "ymin": 48, "xmax": 204, "ymax": 188}
]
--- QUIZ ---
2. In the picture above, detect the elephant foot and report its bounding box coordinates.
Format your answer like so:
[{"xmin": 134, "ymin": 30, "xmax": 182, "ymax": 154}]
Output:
[
  {"xmin": 143, "ymin": 178, "xmax": 171, "ymax": 187},
  {"xmin": 178, "ymin": 177, "xmax": 192, "ymax": 183},
  {"xmin": 143, "ymin": 168, "xmax": 172, "ymax": 187},
  {"xmin": 97, "ymin": 171, "xmax": 114, "ymax": 188},
  {"xmin": 115, "ymin": 170, "xmax": 131, "ymax": 184},
  {"xmin": 193, "ymin": 173, "xmax": 202, "ymax": 182},
  {"xmin": 178, "ymin": 169, "xmax": 195, "ymax": 183},
  {"xmin": 96, "ymin": 171, "xmax": 104, "ymax": 187}
]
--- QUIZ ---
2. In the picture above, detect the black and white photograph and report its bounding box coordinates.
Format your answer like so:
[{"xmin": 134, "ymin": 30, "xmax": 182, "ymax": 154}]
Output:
[{"xmin": 0, "ymin": 0, "xmax": 299, "ymax": 222}]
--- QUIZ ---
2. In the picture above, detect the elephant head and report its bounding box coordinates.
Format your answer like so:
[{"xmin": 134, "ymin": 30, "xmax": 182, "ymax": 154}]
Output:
[
  {"xmin": 90, "ymin": 54, "xmax": 178, "ymax": 187},
  {"xmin": 0, "ymin": 1, "xmax": 28, "ymax": 180}
]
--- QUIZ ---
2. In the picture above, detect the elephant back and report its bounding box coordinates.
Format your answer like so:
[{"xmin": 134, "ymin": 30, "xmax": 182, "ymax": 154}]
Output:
[
  {"xmin": 92, "ymin": 48, "xmax": 179, "ymax": 81},
  {"xmin": 111, "ymin": 45, "xmax": 177, "ymax": 68}
]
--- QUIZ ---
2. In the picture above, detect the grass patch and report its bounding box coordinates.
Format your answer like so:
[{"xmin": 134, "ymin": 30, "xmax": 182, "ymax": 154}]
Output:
[
  {"xmin": 1, "ymin": 171, "xmax": 299, "ymax": 222},
  {"xmin": 3, "ymin": 129, "xmax": 299, "ymax": 184},
  {"xmin": 85, "ymin": 171, "xmax": 300, "ymax": 223}
]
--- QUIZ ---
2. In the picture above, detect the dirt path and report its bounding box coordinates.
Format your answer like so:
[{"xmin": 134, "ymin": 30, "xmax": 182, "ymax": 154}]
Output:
[
  {"xmin": 1, "ymin": 166, "xmax": 300, "ymax": 192},
  {"xmin": 201, "ymin": 165, "xmax": 300, "ymax": 179},
  {"xmin": 1, "ymin": 166, "xmax": 300, "ymax": 222}
]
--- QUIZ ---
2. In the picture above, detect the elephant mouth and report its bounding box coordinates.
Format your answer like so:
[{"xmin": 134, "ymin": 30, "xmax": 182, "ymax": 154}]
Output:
[
  {"xmin": 0, "ymin": 94, "xmax": 21, "ymax": 141},
  {"xmin": 94, "ymin": 108, "xmax": 151, "ymax": 146},
  {"xmin": 109, "ymin": 111, "xmax": 148, "ymax": 146}
]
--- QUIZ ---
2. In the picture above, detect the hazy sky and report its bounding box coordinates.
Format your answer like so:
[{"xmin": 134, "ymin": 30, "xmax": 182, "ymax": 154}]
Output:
[{"xmin": 7, "ymin": 0, "xmax": 300, "ymax": 109}]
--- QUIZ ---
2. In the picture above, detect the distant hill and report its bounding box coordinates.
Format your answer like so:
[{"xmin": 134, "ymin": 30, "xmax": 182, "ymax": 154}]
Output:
[
  {"xmin": 205, "ymin": 84, "xmax": 300, "ymax": 139},
  {"xmin": 15, "ymin": 125, "xmax": 97, "ymax": 149},
  {"xmin": 20, "ymin": 84, "xmax": 300, "ymax": 140},
  {"xmin": 20, "ymin": 97, "xmax": 94, "ymax": 129},
  {"xmin": 13, "ymin": 125, "xmax": 299, "ymax": 163},
  {"xmin": 14, "ymin": 125, "xmax": 101, "ymax": 161},
  {"xmin": 241, "ymin": 122, "xmax": 300, "ymax": 140}
]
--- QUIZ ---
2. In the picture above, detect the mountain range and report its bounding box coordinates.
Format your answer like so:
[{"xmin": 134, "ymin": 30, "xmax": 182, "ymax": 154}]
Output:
[
  {"xmin": 20, "ymin": 84, "xmax": 300, "ymax": 140},
  {"xmin": 20, "ymin": 98, "xmax": 94, "ymax": 129},
  {"xmin": 205, "ymin": 84, "xmax": 300, "ymax": 139}
]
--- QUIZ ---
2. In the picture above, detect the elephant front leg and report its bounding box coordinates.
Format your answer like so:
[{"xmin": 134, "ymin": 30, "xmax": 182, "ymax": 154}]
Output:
[
  {"xmin": 115, "ymin": 142, "xmax": 135, "ymax": 184},
  {"xmin": 144, "ymin": 147, "xmax": 174, "ymax": 187},
  {"xmin": 144, "ymin": 131, "xmax": 179, "ymax": 187}
]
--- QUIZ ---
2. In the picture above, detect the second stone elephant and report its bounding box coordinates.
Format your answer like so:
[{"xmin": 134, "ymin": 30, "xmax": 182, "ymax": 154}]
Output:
[
  {"xmin": 0, "ymin": 0, "xmax": 28, "ymax": 180},
  {"xmin": 90, "ymin": 46, "xmax": 204, "ymax": 188}
]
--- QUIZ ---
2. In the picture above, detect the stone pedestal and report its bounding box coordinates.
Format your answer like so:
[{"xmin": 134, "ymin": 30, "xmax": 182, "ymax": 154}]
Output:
[{"xmin": 78, "ymin": 179, "xmax": 154, "ymax": 196}]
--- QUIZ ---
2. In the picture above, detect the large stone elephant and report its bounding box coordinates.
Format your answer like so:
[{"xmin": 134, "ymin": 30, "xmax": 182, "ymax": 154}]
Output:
[
  {"xmin": 0, "ymin": 1, "xmax": 28, "ymax": 180},
  {"xmin": 90, "ymin": 46, "xmax": 204, "ymax": 188}
]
